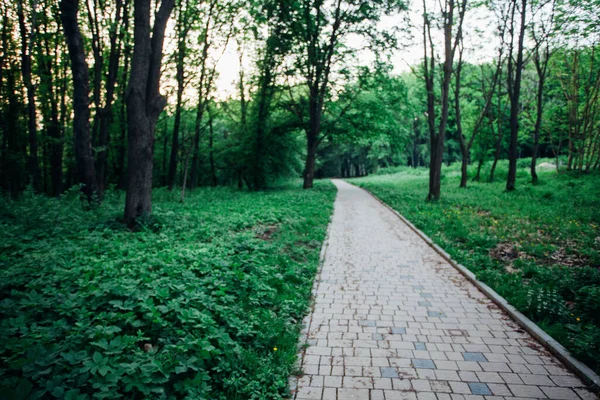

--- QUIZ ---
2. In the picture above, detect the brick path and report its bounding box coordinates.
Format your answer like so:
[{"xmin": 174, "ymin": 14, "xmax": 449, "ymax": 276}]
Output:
[{"xmin": 292, "ymin": 180, "xmax": 596, "ymax": 400}]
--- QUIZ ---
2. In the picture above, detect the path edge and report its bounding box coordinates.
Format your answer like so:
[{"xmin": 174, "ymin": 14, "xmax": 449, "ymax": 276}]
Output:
[
  {"xmin": 288, "ymin": 185, "xmax": 337, "ymax": 399},
  {"xmin": 359, "ymin": 184, "xmax": 600, "ymax": 393}
]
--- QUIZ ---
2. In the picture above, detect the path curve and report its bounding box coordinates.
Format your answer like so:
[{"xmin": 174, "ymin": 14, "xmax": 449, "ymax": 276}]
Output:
[{"xmin": 292, "ymin": 180, "xmax": 595, "ymax": 400}]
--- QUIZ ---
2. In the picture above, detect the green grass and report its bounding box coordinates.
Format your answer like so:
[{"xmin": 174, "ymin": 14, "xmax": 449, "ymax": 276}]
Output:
[
  {"xmin": 352, "ymin": 159, "xmax": 600, "ymax": 374},
  {"xmin": 0, "ymin": 180, "xmax": 336, "ymax": 399}
]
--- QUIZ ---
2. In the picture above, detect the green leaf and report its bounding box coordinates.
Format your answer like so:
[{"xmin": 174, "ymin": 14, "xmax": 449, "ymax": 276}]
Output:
[{"xmin": 92, "ymin": 352, "xmax": 103, "ymax": 364}]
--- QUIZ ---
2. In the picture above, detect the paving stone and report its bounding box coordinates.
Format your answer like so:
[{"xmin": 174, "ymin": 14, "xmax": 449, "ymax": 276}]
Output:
[
  {"xmin": 413, "ymin": 359, "xmax": 436, "ymax": 369},
  {"xmin": 468, "ymin": 382, "xmax": 492, "ymax": 396},
  {"xmin": 428, "ymin": 311, "xmax": 446, "ymax": 318},
  {"xmin": 381, "ymin": 367, "xmax": 399, "ymax": 378},
  {"xmin": 462, "ymin": 352, "xmax": 488, "ymax": 362},
  {"xmin": 292, "ymin": 181, "xmax": 589, "ymax": 400},
  {"xmin": 508, "ymin": 384, "xmax": 547, "ymax": 398}
]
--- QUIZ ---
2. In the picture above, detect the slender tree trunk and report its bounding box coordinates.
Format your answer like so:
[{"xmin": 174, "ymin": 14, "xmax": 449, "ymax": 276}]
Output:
[
  {"xmin": 96, "ymin": 0, "xmax": 125, "ymax": 198},
  {"xmin": 506, "ymin": 0, "xmax": 527, "ymax": 191},
  {"xmin": 60, "ymin": 0, "xmax": 98, "ymax": 202},
  {"xmin": 124, "ymin": 0, "xmax": 174, "ymax": 226},
  {"xmin": 474, "ymin": 157, "xmax": 483, "ymax": 181},
  {"xmin": 37, "ymin": 16, "xmax": 64, "ymax": 197},
  {"xmin": 17, "ymin": 0, "xmax": 41, "ymax": 192},
  {"xmin": 531, "ymin": 73, "xmax": 545, "ymax": 184},
  {"xmin": 208, "ymin": 106, "xmax": 217, "ymax": 187},
  {"xmin": 180, "ymin": 146, "xmax": 191, "ymax": 202},
  {"xmin": 167, "ymin": 23, "xmax": 187, "ymax": 191}
]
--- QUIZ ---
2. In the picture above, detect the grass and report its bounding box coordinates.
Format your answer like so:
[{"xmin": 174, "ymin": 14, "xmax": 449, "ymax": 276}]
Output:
[
  {"xmin": 0, "ymin": 180, "xmax": 336, "ymax": 399},
  {"xmin": 352, "ymin": 159, "xmax": 600, "ymax": 374}
]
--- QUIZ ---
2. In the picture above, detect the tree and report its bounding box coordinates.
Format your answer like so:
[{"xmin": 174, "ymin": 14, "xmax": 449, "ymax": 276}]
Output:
[
  {"xmin": 60, "ymin": 0, "xmax": 98, "ymax": 202},
  {"xmin": 16, "ymin": 0, "xmax": 41, "ymax": 192},
  {"xmin": 454, "ymin": 40, "xmax": 504, "ymax": 188},
  {"xmin": 505, "ymin": 0, "xmax": 528, "ymax": 191},
  {"xmin": 124, "ymin": 0, "xmax": 174, "ymax": 226},
  {"xmin": 529, "ymin": 0, "xmax": 555, "ymax": 183},
  {"xmin": 289, "ymin": 0, "xmax": 407, "ymax": 189},
  {"xmin": 422, "ymin": 0, "xmax": 467, "ymax": 200},
  {"xmin": 167, "ymin": 0, "xmax": 194, "ymax": 191}
]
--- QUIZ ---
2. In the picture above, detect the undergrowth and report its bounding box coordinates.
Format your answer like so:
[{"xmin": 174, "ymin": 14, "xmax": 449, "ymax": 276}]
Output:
[
  {"xmin": 0, "ymin": 181, "xmax": 335, "ymax": 399},
  {"xmin": 353, "ymin": 159, "xmax": 600, "ymax": 374}
]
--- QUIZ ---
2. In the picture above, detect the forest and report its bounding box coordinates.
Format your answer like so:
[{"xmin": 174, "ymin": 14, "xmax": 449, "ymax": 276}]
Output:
[{"xmin": 0, "ymin": 0, "xmax": 599, "ymax": 397}]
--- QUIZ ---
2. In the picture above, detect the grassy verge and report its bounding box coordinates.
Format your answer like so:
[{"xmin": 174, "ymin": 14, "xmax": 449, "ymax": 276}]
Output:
[
  {"xmin": 0, "ymin": 180, "xmax": 336, "ymax": 399},
  {"xmin": 352, "ymin": 160, "xmax": 600, "ymax": 374}
]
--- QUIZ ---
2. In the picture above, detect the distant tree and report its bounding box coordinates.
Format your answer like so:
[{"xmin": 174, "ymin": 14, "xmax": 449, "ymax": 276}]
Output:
[
  {"xmin": 288, "ymin": 0, "xmax": 407, "ymax": 189},
  {"xmin": 16, "ymin": 0, "xmax": 41, "ymax": 192}
]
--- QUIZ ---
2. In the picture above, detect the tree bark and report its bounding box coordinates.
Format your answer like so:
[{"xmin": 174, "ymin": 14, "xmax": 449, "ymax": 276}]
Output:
[
  {"xmin": 60, "ymin": 0, "xmax": 98, "ymax": 202},
  {"xmin": 124, "ymin": 0, "xmax": 174, "ymax": 226}
]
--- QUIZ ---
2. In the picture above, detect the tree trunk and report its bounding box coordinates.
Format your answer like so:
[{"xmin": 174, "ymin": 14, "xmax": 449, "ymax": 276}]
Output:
[
  {"xmin": 115, "ymin": 4, "xmax": 131, "ymax": 190},
  {"xmin": 17, "ymin": 0, "xmax": 41, "ymax": 192},
  {"xmin": 60, "ymin": 0, "xmax": 98, "ymax": 202},
  {"xmin": 303, "ymin": 89, "xmax": 321, "ymax": 189},
  {"xmin": 474, "ymin": 157, "xmax": 483, "ymax": 182},
  {"xmin": 124, "ymin": 0, "xmax": 174, "ymax": 226},
  {"xmin": 167, "ymin": 26, "xmax": 187, "ymax": 191},
  {"xmin": 506, "ymin": 0, "xmax": 527, "ymax": 191},
  {"xmin": 96, "ymin": 0, "xmax": 125, "ymax": 198},
  {"xmin": 38, "ymin": 16, "xmax": 64, "ymax": 197},
  {"xmin": 530, "ymin": 76, "xmax": 544, "ymax": 184},
  {"xmin": 208, "ymin": 106, "xmax": 217, "ymax": 187}
]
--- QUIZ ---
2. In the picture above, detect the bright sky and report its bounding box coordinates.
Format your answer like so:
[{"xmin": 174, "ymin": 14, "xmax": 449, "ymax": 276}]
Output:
[{"xmin": 174, "ymin": 0, "xmax": 500, "ymax": 101}]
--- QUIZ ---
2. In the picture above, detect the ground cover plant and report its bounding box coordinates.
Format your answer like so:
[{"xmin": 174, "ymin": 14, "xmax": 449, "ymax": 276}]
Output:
[
  {"xmin": 352, "ymin": 160, "xmax": 600, "ymax": 374},
  {"xmin": 0, "ymin": 181, "xmax": 335, "ymax": 399}
]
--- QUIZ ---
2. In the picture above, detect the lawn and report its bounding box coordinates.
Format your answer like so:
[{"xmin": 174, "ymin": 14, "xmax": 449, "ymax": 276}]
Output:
[
  {"xmin": 0, "ymin": 181, "xmax": 336, "ymax": 399},
  {"xmin": 352, "ymin": 159, "xmax": 600, "ymax": 374}
]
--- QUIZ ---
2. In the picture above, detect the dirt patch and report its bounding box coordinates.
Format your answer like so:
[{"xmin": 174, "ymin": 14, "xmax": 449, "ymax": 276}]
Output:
[
  {"xmin": 254, "ymin": 224, "xmax": 279, "ymax": 241},
  {"xmin": 545, "ymin": 241, "xmax": 589, "ymax": 267},
  {"xmin": 490, "ymin": 242, "xmax": 532, "ymax": 273}
]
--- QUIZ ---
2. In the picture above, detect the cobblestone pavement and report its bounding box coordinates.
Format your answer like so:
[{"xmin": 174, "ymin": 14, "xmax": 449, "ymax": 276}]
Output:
[{"xmin": 292, "ymin": 180, "xmax": 596, "ymax": 400}]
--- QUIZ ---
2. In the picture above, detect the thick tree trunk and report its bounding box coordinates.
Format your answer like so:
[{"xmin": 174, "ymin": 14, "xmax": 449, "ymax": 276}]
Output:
[
  {"xmin": 60, "ymin": 0, "xmax": 98, "ymax": 202},
  {"xmin": 303, "ymin": 131, "xmax": 318, "ymax": 189},
  {"xmin": 124, "ymin": 0, "xmax": 174, "ymax": 226},
  {"xmin": 303, "ymin": 90, "xmax": 322, "ymax": 189}
]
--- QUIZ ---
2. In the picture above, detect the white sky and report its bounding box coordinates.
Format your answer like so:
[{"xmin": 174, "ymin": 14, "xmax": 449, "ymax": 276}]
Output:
[{"xmin": 164, "ymin": 0, "xmax": 500, "ymax": 102}]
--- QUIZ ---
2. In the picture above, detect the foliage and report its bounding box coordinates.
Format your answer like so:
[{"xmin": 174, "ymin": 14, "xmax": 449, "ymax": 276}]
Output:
[
  {"xmin": 353, "ymin": 162, "xmax": 600, "ymax": 373},
  {"xmin": 0, "ymin": 181, "xmax": 335, "ymax": 398}
]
